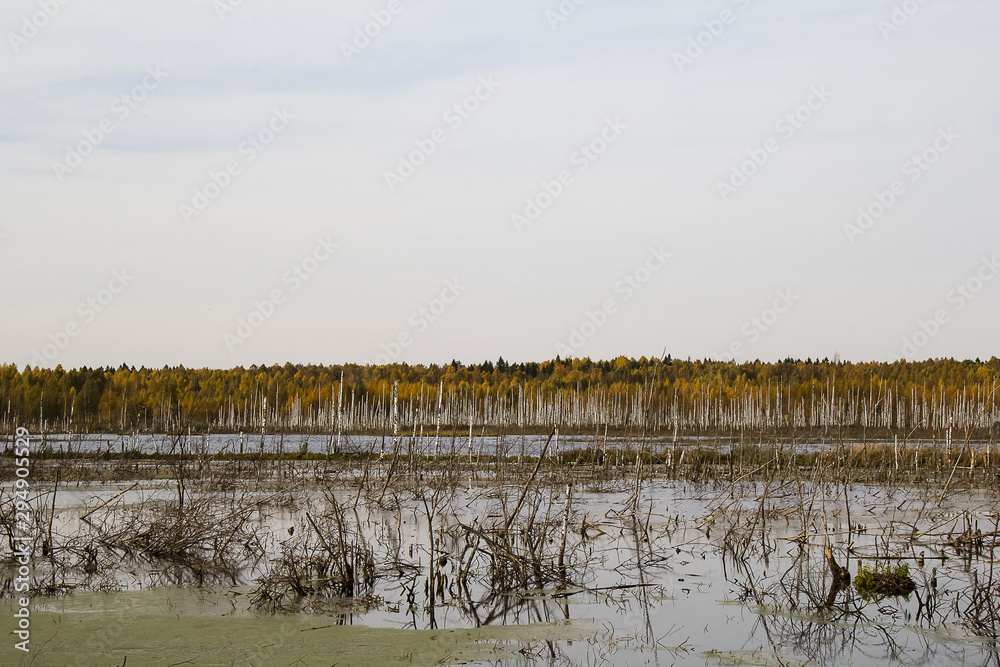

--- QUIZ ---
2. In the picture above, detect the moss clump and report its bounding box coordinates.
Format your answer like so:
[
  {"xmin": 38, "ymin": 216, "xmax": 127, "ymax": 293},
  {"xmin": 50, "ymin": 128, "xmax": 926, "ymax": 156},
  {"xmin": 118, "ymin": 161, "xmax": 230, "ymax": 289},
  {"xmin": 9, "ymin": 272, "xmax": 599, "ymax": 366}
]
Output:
[{"xmin": 853, "ymin": 561, "xmax": 916, "ymax": 599}]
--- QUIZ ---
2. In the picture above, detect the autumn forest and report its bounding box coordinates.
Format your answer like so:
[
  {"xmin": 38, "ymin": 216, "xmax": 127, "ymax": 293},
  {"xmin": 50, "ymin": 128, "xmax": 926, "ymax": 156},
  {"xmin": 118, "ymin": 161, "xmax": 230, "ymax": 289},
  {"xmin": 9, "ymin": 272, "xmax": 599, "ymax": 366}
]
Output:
[{"xmin": 1, "ymin": 356, "xmax": 997, "ymax": 438}]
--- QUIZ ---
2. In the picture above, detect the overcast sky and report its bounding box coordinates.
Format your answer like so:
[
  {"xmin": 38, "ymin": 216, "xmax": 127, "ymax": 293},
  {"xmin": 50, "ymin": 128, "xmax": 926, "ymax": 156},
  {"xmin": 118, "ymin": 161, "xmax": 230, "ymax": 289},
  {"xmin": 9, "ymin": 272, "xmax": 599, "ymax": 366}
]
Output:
[{"xmin": 2, "ymin": 0, "xmax": 998, "ymax": 369}]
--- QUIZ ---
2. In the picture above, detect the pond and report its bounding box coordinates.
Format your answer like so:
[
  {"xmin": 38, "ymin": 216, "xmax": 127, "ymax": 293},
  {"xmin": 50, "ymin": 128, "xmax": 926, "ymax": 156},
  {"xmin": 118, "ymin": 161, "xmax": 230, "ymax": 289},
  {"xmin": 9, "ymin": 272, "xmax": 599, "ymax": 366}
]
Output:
[{"xmin": 2, "ymin": 456, "xmax": 998, "ymax": 666}]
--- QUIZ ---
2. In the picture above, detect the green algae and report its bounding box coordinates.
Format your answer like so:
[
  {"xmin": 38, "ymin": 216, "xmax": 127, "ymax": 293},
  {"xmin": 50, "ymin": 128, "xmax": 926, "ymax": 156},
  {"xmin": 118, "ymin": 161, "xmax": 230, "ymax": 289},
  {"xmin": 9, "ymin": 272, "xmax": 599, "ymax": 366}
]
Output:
[{"xmin": 1, "ymin": 587, "xmax": 593, "ymax": 667}]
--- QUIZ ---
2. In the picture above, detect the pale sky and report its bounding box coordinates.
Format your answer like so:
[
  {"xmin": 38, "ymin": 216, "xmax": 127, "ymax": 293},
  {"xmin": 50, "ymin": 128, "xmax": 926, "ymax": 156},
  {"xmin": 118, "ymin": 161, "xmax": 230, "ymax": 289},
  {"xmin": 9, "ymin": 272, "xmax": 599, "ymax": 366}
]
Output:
[{"xmin": 2, "ymin": 0, "xmax": 998, "ymax": 369}]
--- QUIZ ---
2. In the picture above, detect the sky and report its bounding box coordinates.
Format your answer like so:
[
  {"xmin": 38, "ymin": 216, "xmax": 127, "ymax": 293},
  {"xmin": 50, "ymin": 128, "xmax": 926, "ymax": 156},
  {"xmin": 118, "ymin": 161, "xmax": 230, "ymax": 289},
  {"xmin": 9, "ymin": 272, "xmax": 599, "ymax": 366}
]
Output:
[{"xmin": 2, "ymin": 0, "xmax": 998, "ymax": 369}]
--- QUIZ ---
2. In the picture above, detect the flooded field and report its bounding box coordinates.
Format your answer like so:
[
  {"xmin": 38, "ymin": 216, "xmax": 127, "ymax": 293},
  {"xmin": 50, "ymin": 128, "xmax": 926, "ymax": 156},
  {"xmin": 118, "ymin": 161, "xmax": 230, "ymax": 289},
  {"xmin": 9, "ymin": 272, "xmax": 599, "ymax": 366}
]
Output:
[
  {"xmin": 11, "ymin": 430, "xmax": 997, "ymax": 459},
  {"xmin": 3, "ymin": 433, "xmax": 1000, "ymax": 666}
]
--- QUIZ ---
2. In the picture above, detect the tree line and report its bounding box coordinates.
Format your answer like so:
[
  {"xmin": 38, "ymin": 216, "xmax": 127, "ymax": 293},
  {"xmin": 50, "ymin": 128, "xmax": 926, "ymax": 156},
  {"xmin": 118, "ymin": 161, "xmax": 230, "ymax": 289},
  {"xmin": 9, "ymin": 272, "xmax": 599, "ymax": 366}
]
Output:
[{"xmin": 1, "ymin": 356, "xmax": 998, "ymax": 436}]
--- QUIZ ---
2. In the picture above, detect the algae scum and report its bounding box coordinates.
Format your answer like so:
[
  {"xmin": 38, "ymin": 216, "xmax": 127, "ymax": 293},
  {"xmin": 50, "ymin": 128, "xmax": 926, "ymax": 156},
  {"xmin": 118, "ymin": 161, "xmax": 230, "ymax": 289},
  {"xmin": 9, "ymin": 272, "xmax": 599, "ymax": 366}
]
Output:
[{"xmin": 3, "ymin": 437, "xmax": 1000, "ymax": 666}]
